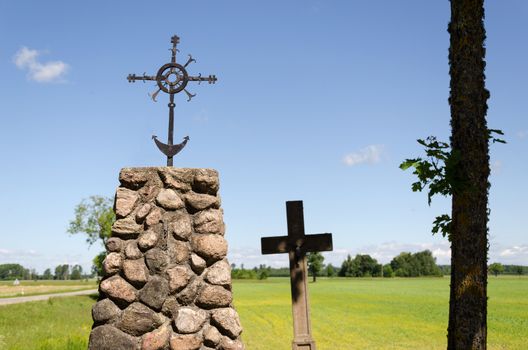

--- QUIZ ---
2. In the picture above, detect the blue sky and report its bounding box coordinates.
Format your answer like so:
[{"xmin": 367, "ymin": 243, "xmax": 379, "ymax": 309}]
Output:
[{"xmin": 0, "ymin": 1, "xmax": 526, "ymax": 273}]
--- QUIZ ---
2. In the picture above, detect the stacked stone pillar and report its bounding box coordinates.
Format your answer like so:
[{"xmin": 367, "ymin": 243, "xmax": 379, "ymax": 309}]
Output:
[{"xmin": 88, "ymin": 168, "xmax": 244, "ymax": 350}]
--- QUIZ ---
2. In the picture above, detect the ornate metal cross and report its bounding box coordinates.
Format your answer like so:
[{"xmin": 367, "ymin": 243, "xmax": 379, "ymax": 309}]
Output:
[
  {"xmin": 127, "ymin": 35, "xmax": 217, "ymax": 166},
  {"xmin": 261, "ymin": 201, "xmax": 333, "ymax": 350}
]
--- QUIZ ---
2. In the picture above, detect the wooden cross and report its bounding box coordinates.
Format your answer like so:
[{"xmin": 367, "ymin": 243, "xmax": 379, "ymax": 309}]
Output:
[{"xmin": 261, "ymin": 201, "xmax": 333, "ymax": 350}]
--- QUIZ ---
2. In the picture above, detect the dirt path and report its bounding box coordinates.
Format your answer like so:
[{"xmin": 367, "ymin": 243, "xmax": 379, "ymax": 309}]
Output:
[{"xmin": 0, "ymin": 289, "xmax": 98, "ymax": 306}]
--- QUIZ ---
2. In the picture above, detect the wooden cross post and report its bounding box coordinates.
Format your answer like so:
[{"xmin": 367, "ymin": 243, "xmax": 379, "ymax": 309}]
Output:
[{"xmin": 261, "ymin": 201, "xmax": 333, "ymax": 350}]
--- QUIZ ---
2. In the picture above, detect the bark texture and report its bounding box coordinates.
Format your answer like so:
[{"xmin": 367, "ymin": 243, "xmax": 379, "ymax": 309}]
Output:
[{"xmin": 447, "ymin": 1, "xmax": 489, "ymax": 349}]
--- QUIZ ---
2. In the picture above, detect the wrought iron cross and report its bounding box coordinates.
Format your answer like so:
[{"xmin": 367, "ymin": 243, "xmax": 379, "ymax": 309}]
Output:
[
  {"xmin": 261, "ymin": 201, "xmax": 333, "ymax": 350},
  {"xmin": 127, "ymin": 35, "xmax": 217, "ymax": 166}
]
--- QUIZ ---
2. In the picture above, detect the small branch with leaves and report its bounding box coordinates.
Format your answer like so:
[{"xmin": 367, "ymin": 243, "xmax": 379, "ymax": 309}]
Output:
[{"xmin": 400, "ymin": 129, "xmax": 505, "ymax": 239}]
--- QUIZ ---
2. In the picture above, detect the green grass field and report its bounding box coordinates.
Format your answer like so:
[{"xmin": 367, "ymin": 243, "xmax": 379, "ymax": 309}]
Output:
[{"xmin": 0, "ymin": 277, "xmax": 526, "ymax": 349}]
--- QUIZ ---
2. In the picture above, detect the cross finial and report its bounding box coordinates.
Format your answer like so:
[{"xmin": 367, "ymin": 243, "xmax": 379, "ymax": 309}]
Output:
[{"xmin": 127, "ymin": 35, "xmax": 217, "ymax": 166}]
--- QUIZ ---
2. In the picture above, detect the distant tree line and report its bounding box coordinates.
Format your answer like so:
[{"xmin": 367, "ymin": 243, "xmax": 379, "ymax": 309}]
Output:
[
  {"xmin": 337, "ymin": 250, "xmax": 442, "ymax": 277},
  {"xmin": 0, "ymin": 264, "xmax": 36, "ymax": 280},
  {"xmin": 231, "ymin": 264, "xmax": 270, "ymax": 280},
  {"xmin": 488, "ymin": 262, "xmax": 527, "ymax": 277},
  {"xmin": 230, "ymin": 251, "xmax": 527, "ymax": 280},
  {"xmin": 0, "ymin": 263, "xmax": 91, "ymax": 280}
]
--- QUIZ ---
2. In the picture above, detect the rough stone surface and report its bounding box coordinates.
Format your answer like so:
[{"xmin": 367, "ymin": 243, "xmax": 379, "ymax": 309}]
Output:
[
  {"xmin": 193, "ymin": 209, "xmax": 225, "ymax": 235},
  {"xmin": 138, "ymin": 230, "xmax": 159, "ymax": 251},
  {"xmin": 103, "ymin": 252, "xmax": 123, "ymax": 276},
  {"xmin": 139, "ymin": 276, "xmax": 169, "ymax": 311},
  {"xmin": 211, "ymin": 308, "xmax": 243, "ymax": 339},
  {"xmin": 167, "ymin": 266, "xmax": 193, "ymax": 293},
  {"xmin": 90, "ymin": 168, "xmax": 243, "ymax": 348},
  {"xmin": 125, "ymin": 241, "xmax": 143, "ymax": 259},
  {"xmin": 220, "ymin": 337, "xmax": 245, "ymax": 350},
  {"xmin": 145, "ymin": 207, "xmax": 163, "ymax": 227},
  {"xmin": 185, "ymin": 192, "xmax": 219, "ymax": 211},
  {"xmin": 196, "ymin": 285, "xmax": 232, "ymax": 309},
  {"xmin": 138, "ymin": 185, "xmax": 161, "ymax": 203},
  {"xmin": 169, "ymin": 334, "xmax": 202, "ymax": 350},
  {"xmin": 205, "ymin": 259, "xmax": 231, "ymax": 286},
  {"xmin": 106, "ymin": 237, "xmax": 123, "ymax": 253},
  {"xmin": 165, "ymin": 211, "xmax": 192, "ymax": 240},
  {"xmin": 192, "ymin": 234, "xmax": 228, "ymax": 261},
  {"xmin": 141, "ymin": 322, "xmax": 171, "ymax": 350},
  {"xmin": 145, "ymin": 248, "xmax": 169, "ymax": 274},
  {"xmin": 190, "ymin": 253, "xmax": 207, "ymax": 275},
  {"xmin": 115, "ymin": 187, "xmax": 139, "ymax": 218},
  {"xmin": 112, "ymin": 217, "xmax": 143, "ymax": 239},
  {"xmin": 168, "ymin": 239, "xmax": 190, "ymax": 264},
  {"xmin": 176, "ymin": 277, "xmax": 202, "ymax": 305},
  {"xmin": 203, "ymin": 325, "xmax": 222, "ymax": 347},
  {"xmin": 88, "ymin": 325, "xmax": 139, "ymax": 350},
  {"xmin": 193, "ymin": 169, "xmax": 219, "ymax": 195},
  {"xmin": 174, "ymin": 307, "xmax": 207, "ymax": 334},
  {"xmin": 119, "ymin": 168, "xmax": 149, "ymax": 189},
  {"xmin": 92, "ymin": 298, "xmax": 121, "ymax": 323},
  {"xmin": 117, "ymin": 302, "xmax": 164, "ymax": 336},
  {"xmin": 161, "ymin": 296, "xmax": 180, "ymax": 319},
  {"xmin": 100, "ymin": 275, "xmax": 137, "ymax": 304},
  {"xmin": 123, "ymin": 259, "xmax": 149, "ymax": 285},
  {"xmin": 156, "ymin": 189, "xmax": 184, "ymax": 210},
  {"xmin": 135, "ymin": 203, "xmax": 152, "ymax": 222},
  {"xmin": 159, "ymin": 168, "xmax": 192, "ymax": 192}
]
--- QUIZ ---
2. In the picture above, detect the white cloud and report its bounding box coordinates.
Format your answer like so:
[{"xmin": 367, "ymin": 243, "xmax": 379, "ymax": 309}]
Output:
[
  {"xmin": 13, "ymin": 46, "xmax": 69, "ymax": 83},
  {"xmin": 343, "ymin": 144, "xmax": 384, "ymax": 166},
  {"xmin": 498, "ymin": 245, "xmax": 528, "ymax": 264}
]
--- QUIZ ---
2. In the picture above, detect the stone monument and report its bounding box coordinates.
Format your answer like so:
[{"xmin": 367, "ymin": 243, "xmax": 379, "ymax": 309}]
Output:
[
  {"xmin": 88, "ymin": 168, "xmax": 244, "ymax": 350},
  {"xmin": 88, "ymin": 36, "xmax": 243, "ymax": 350}
]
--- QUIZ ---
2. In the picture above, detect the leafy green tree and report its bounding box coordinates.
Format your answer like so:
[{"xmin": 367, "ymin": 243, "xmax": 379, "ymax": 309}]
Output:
[
  {"xmin": 372, "ymin": 263, "xmax": 383, "ymax": 277},
  {"xmin": 382, "ymin": 264, "xmax": 394, "ymax": 278},
  {"xmin": 354, "ymin": 254, "xmax": 379, "ymax": 277},
  {"xmin": 413, "ymin": 250, "xmax": 442, "ymax": 276},
  {"xmin": 489, "ymin": 262, "xmax": 504, "ymax": 277},
  {"xmin": 391, "ymin": 253, "xmax": 415, "ymax": 277},
  {"xmin": 231, "ymin": 266, "xmax": 257, "ymax": 279},
  {"xmin": 325, "ymin": 264, "xmax": 337, "ymax": 277},
  {"xmin": 339, "ymin": 255, "xmax": 354, "ymax": 277},
  {"xmin": 71, "ymin": 265, "xmax": 83, "ymax": 280},
  {"xmin": 68, "ymin": 196, "xmax": 114, "ymax": 246},
  {"xmin": 0, "ymin": 264, "xmax": 27, "ymax": 280},
  {"xmin": 54, "ymin": 264, "xmax": 70, "ymax": 280},
  {"xmin": 307, "ymin": 252, "xmax": 325, "ymax": 282},
  {"xmin": 390, "ymin": 251, "xmax": 441, "ymax": 277},
  {"xmin": 91, "ymin": 251, "xmax": 107, "ymax": 278},
  {"xmin": 514, "ymin": 266, "xmax": 524, "ymax": 276},
  {"xmin": 68, "ymin": 196, "xmax": 114, "ymax": 277},
  {"xmin": 339, "ymin": 254, "xmax": 379, "ymax": 277},
  {"xmin": 42, "ymin": 268, "xmax": 52, "ymax": 280},
  {"xmin": 256, "ymin": 264, "xmax": 270, "ymax": 280}
]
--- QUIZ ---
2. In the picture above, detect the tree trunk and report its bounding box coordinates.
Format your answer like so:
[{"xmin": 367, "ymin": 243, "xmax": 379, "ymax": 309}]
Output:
[{"xmin": 447, "ymin": 0, "xmax": 490, "ymax": 349}]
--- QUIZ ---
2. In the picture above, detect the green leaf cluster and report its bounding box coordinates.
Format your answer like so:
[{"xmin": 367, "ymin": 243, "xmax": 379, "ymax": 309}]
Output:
[
  {"xmin": 67, "ymin": 196, "xmax": 115, "ymax": 246},
  {"xmin": 400, "ymin": 130, "xmax": 505, "ymax": 238}
]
